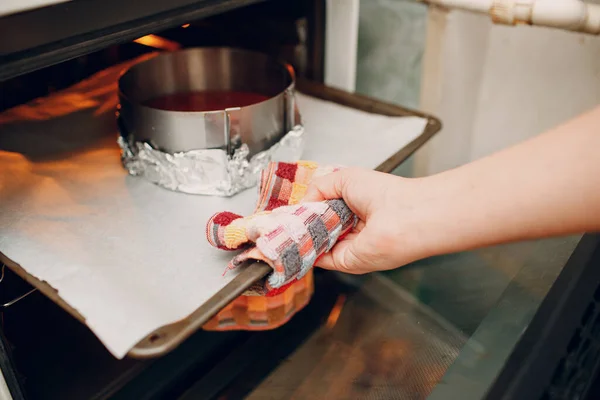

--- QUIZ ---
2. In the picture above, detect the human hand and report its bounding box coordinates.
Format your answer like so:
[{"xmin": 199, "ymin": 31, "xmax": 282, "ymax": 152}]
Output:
[{"xmin": 302, "ymin": 167, "xmax": 429, "ymax": 274}]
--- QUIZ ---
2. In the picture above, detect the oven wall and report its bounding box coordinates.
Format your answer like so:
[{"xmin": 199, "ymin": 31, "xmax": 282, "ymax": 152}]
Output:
[
  {"xmin": 416, "ymin": 6, "xmax": 600, "ymax": 175},
  {"xmin": 324, "ymin": 0, "xmax": 359, "ymax": 92},
  {"xmin": 355, "ymin": 0, "xmax": 426, "ymax": 110},
  {"xmin": 348, "ymin": 0, "xmax": 600, "ymax": 176}
]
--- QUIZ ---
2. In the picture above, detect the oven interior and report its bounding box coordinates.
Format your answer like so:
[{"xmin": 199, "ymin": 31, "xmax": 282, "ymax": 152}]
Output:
[
  {"xmin": 0, "ymin": 1, "xmax": 329, "ymax": 399},
  {"xmin": 0, "ymin": 0, "xmax": 325, "ymax": 113}
]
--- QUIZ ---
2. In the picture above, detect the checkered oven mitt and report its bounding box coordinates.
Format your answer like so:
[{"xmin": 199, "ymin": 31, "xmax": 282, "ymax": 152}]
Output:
[{"xmin": 206, "ymin": 161, "xmax": 357, "ymax": 295}]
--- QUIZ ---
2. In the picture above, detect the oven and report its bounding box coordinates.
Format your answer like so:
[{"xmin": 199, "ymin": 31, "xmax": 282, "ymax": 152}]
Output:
[{"xmin": 0, "ymin": 1, "xmax": 449, "ymax": 399}]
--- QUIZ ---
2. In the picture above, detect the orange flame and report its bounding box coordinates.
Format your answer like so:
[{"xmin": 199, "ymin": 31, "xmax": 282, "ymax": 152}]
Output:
[
  {"xmin": 133, "ymin": 35, "xmax": 180, "ymax": 51},
  {"xmin": 326, "ymin": 294, "xmax": 346, "ymax": 329}
]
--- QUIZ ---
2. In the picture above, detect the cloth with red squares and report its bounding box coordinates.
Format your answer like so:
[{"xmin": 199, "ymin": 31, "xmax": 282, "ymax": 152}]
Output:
[{"xmin": 206, "ymin": 161, "xmax": 357, "ymax": 295}]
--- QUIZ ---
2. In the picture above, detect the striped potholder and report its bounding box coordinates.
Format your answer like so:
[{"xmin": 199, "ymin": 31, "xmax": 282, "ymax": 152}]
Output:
[{"xmin": 203, "ymin": 161, "xmax": 356, "ymax": 331}]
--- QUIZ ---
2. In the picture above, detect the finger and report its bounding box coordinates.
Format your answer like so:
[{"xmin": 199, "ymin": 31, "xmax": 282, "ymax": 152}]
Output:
[
  {"xmin": 314, "ymin": 220, "xmax": 364, "ymax": 269},
  {"xmin": 354, "ymin": 219, "xmax": 366, "ymax": 233},
  {"xmin": 314, "ymin": 252, "xmax": 335, "ymax": 270},
  {"xmin": 315, "ymin": 228, "xmax": 372, "ymax": 274},
  {"xmin": 338, "ymin": 231, "xmax": 360, "ymax": 242},
  {"xmin": 318, "ymin": 240, "xmax": 358, "ymax": 273},
  {"xmin": 302, "ymin": 170, "xmax": 348, "ymax": 202}
]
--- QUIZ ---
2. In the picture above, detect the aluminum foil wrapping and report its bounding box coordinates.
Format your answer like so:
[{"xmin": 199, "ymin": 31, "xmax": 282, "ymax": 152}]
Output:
[{"xmin": 117, "ymin": 125, "xmax": 305, "ymax": 196}]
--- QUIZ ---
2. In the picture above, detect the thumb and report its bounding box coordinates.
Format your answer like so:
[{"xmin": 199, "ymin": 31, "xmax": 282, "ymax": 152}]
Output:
[{"xmin": 302, "ymin": 169, "xmax": 348, "ymax": 202}]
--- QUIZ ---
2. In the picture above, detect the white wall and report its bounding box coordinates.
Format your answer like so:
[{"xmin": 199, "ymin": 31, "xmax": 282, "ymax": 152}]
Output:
[
  {"xmin": 325, "ymin": 0, "xmax": 360, "ymax": 92},
  {"xmin": 416, "ymin": 7, "xmax": 600, "ymax": 175},
  {"xmin": 355, "ymin": 0, "xmax": 427, "ymax": 109}
]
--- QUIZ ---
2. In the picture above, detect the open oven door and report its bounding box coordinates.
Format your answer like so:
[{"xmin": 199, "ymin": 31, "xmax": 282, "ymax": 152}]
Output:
[{"xmin": 0, "ymin": 328, "xmax": 24, "ymax": 400}]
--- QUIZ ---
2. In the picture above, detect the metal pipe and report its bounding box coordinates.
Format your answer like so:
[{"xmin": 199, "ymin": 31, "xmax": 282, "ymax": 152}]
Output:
[
  {"xmin": 421, "ymin": 0, "xmax": 600, "ymax": 35},
  {"xmin": 424, "ymin": 0, "xmax": 493, "ymax": 13}
]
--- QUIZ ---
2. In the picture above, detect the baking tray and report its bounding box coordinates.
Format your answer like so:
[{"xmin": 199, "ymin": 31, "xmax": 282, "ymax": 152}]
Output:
[{"xmin": 0, "ymin": 79, "xmax": 441, "ymax": 359}]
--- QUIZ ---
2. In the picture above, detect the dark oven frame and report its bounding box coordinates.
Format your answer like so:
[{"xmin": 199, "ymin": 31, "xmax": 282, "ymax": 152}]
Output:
[{"xmin": 0, "ymin": 0, "xmax": 326, "ymax": 83}]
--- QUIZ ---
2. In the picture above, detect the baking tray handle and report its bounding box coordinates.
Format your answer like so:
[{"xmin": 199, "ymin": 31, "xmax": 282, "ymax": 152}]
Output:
[{"xmin": 128, "ymin": 261, "xmax": 272, "ymax": 359}]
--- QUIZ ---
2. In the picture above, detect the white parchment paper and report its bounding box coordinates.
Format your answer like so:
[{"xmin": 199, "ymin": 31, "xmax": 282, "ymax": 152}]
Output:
[
  {"xmin": 0, "ymin": 0, "xmax": 70, "ymax": 17},
  {"xmin": 0, "ymin": 64, "xmax": 428, "ymax": 358}
]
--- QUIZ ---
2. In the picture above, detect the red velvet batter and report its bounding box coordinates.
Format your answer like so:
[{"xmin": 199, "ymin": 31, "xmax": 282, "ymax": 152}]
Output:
[{"xmin": 143, "ymin": 91, "xmax": 269, "ymax": 112}]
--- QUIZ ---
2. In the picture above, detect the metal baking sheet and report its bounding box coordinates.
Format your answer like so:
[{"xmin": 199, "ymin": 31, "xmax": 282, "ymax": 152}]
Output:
[
  {"xmin": 0, "ymin": 74, "xmax": 440, "ymax": 359},
  {"xmin": 129, "ymin": 80, "xmax": 441, "ymax": 358}
]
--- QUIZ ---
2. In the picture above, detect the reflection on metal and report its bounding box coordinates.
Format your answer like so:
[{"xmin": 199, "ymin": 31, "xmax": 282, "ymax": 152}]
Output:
[
  {"xmin": 117, "ymin": 48, "xmax": 302, "ymax": 196},
  {"xmin": 0, "ymin": 264, "xmax": 36, "ymax": 309},
  {"xmin": 181, "ymin": 23, "xmax": 190, "ymax": 28},
  {"xmin": 326, "ymin": 294, "xmax": 346, "ymax": 329},
  {"xmin": 118, "ymin": 48, "xmax": 297, "ymax": 155},
  {"xmin": 133, "ymin": 35, "xmax": 181, "ymax": 51},
  {"xmin": 1, "ymin": 289, "xmax": 36, "ymax": 310}
]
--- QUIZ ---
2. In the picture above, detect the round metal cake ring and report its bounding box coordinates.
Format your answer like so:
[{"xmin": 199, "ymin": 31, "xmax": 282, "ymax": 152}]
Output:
[{"xmin": 116, "ymin": 48, "xmax": 304, "ymax": 197}]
